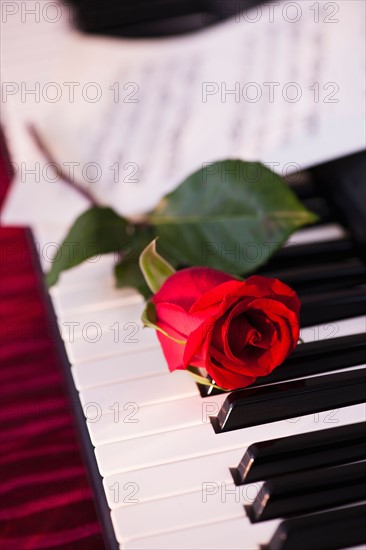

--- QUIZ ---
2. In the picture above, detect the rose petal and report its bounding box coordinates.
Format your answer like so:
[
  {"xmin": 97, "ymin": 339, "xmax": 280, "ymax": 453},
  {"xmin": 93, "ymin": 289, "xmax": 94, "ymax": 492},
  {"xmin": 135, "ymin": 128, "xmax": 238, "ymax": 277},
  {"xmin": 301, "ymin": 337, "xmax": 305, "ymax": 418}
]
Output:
[
  {"xmin": 156, "ymin": 331, "xmax": 186, "ymax": 372},
  {"xmin": 244, "ymin": 311, "xmax": 277, "ymax": 350},
  {"xmin": 227, "ymin": 316, "xmax": 260, "ymax": 354},
  {"xmin": 152, "ymin": 268, "xmax": 300, "ymax": 391},
  {"xmin": 190, "ymin": 276, "xmax": 300, "ymax": 321},
  {"xmin": 183, "ymin": 321, "xmax": 213, "ymax": 368},
  {"xmin": 203, "ymin": 352, "xmax": 257, "ymax": 389},
  {"xmin": 247, "ymin": 298, "xmax": 300, "ymax": 351},
  {"xmin": 153, "ymin": 267, "xmax": 233, "ymax": 312},
  {"xmin": 240, "ymin": 299, "xmax": 299, "ymax": 373},
  {"xmin": 189, "ymin": 280, "xmax": 245, "ymax": 317},
  {"xmin": 220, "ymin": 300, "xmax": 261, "ymax": 360},
  {"xmin": 154, "ymin": 302, "xmax": 201, "ymax": 340},
  {"xmin": 244, "ymin": 276, "xmax": 301, "ymax": 316}
]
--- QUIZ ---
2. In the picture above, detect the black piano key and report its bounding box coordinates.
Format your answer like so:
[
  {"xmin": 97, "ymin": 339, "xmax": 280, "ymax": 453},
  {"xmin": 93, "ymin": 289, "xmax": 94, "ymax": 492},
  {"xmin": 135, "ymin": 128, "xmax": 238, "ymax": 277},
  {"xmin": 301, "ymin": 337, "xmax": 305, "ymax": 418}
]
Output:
[
  {"xmin": 251, "ymin": 333, "xmax": 366, "ymax": 388},
  {"xmin": 199, "ymin": 333, "xmax": 366, "ymax": 397},
  {"xmin": 258, "ymin": 258, "xmax": 366, "ymax": 294},
  {"xmin": 260, "ymin": 238, "xmax": 356, "ymax": 272},
  {"xmin": 284, "ymin": 176, "xmax": 317, "ymax": 200},
  {"xmin": 213, "ymin": 368, "xmax": 366, "ymax": 433},
  {"xmin": 233, "ymin": 422, "xmax": 366, "ymax": 484},
  {"xmin": 300, "ymin": 197, "xmax": 333, "ymax": 223},
  {"xmin": 300, "ymin": 287, "xmax": 366, "ymax": 326},
  {"xmin": 312, "ymin": 150, "xmax": 366, "ymax": 253},
  {"xmin": 247, "ymin": 461, "xmax": 366, "ymax": 523},
  {"xmin": 266, "ymin": 504, "xmax": 366, "ymax": 550}
]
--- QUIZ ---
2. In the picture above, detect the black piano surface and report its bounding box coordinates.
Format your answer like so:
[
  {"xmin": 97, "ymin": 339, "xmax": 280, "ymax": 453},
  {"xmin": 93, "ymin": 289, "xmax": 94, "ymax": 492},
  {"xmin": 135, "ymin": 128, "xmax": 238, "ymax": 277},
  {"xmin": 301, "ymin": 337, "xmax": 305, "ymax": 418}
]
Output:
[{"xmin": 64, "ymin": 0, "xmax": 268, "ymax": 37}]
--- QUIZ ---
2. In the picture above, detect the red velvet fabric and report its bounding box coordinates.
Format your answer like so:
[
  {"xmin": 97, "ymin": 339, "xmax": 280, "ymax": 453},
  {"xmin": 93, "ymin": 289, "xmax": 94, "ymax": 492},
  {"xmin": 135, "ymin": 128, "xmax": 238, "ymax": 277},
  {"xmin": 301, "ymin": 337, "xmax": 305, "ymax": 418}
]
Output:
[{"xmin": 0, "ymin": 129, "xmax": 105, "ymax": 549}]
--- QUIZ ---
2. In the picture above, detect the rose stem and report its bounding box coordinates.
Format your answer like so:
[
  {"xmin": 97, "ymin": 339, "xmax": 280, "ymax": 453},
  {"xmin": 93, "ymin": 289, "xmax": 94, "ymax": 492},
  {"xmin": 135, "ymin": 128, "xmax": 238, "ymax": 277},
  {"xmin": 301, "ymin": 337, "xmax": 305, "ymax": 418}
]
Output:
[{"xmin": 27, "ymin": 123, "xmax": 100, "ymax": 206}]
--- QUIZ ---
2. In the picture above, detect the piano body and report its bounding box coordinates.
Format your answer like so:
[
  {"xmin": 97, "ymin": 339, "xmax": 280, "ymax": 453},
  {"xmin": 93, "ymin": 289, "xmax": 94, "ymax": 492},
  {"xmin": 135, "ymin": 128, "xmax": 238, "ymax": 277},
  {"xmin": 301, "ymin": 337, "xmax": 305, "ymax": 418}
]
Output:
[{"xmin": 32, "ymin": 151, "xmax": 366, "ymax": 550}]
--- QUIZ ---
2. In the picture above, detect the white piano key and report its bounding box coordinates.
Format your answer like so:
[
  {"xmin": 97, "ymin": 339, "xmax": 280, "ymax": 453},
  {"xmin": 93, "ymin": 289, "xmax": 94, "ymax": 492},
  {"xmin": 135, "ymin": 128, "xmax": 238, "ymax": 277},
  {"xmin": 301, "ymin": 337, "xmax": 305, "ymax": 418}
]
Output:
[
  {"xmin": 72, "ymin": 347, "xmax": 165, "ymax": 390},
  {"xmin": 73, "ymin": 308, "xmax": 363, "ymax": 388},
  {"xmin": 123, "ymin": 516, "xmax": 279, "ymax": 550},
  {"xmin": 64, "ymin": 310, "xmax": 365, "ymax": 367},
  {"xmin": 53, "ymin": 281, "xmax": 141, "ymax": 315},
  {"xmin": 56, "ymin": 253, "xmax": 118, "ymax": 288},
  {"xmin": 284, "ymin": 223, "xmax": 347, "ymax": 246},
  {"xmin": 111, "ymin": 485, "xmax": 259, "ymax": 542},
  {"xmin": 80, "ymin": 371, "xmax": 199, "ymax": 415},
  {"xmin": 95, "ymin": 403, "xmax": 365, "ymax": 476},
  {"xmin": 104, "ymin": 448, "xmax": 241, "ymax": 508},
  {"xmin": 131, "ymin": 523, "xmax": 365, "ymax": 550},
  {"xmin": 50, "ymin": 274, "xmax": 116, "ymax": 310},
  {"xmin": 57, "ymin": 302, "xmax": 145, "ymax": 338},
  {"xmin": 89, "ymin": 361, "xmax": 365, "ymax": 446},
  {"xmin": 68, "ymin": 313, "xmax": 365, "ymax": 388},
  {"xmin": 300, "ymin": 315, "xmax": 366, "ymax": 343},
  {"xmin": 49, "ymin": 255, "xmax": 121, "ymax": 306},
  {"xmin": 95, "ymin": 423, "xmax": 240, "ymax": 477},
  {"xmin": 58, "ymin": 288, "xmax": 364, "ymax": 344},
  {"xmin": 89, "ymin": 366, "xmax": 364, "ymax": 446},
  {"xmin": 126, "ymin": 507, "xmax": 365, "ymax": 550},
  {"xmin": 64, "ymin": 323, "xmax": 158, "ymax": 363},
  {"xmin": 52, "ymin": 271, "xmax": 115, "ymax": 295},
  {"xmin": 88, "ymin": 394, "xmax": 225, "ymax": 446},
  {"xmin": 49, "ymin": 275, "xmax": 111, "ymax": 303}
]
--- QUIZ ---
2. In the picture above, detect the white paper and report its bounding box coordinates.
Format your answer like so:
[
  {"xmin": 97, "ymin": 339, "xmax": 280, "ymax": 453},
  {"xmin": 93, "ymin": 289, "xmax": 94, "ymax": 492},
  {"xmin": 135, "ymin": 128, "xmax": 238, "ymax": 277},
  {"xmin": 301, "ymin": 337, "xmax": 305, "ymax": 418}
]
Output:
[{"xmin": 1, "ymin": 0, "xmax": 365, "ymax": 232}]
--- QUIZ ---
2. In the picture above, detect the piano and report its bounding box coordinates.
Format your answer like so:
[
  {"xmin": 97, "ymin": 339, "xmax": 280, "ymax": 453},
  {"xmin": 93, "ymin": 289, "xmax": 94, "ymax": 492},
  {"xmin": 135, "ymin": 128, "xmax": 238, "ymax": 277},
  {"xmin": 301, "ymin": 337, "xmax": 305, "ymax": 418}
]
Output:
[{"xmin": 34, "ymin": 151, "xmax": 366, "ymax": 550}]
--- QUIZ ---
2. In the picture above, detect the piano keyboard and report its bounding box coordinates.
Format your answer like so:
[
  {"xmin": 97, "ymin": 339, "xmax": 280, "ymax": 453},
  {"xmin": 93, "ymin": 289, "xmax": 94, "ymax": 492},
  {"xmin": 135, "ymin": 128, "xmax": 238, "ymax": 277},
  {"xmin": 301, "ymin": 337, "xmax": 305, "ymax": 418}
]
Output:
[{"xmin": 36, "ymin": 153, "xmax": 366, "ymax": 550}]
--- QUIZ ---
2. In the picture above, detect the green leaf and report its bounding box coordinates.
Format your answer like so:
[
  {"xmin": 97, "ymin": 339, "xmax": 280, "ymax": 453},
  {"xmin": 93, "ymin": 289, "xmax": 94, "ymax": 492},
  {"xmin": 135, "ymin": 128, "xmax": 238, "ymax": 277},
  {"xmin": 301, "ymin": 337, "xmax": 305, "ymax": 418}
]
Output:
[
  {"xmin": 114, "ymin": 226, "xmax": 155, "ymax": 298},
  {"xmin": 46, "ymin": 207, "xmax": 131, "ymax": 287},
  {"xmin": 148, "ymin": 160, "xmax": 318, "ymax": 274},
  {"xmin": 115, "ymin": 260, "xmax": 151, "ymax": 299},
  {"xmin": 141, "ymin": 301, "xmax": 186, "ymax": 344},
  {"xmin": 139, "ymin": 239, "xmax": 175, "ymax": 294}
]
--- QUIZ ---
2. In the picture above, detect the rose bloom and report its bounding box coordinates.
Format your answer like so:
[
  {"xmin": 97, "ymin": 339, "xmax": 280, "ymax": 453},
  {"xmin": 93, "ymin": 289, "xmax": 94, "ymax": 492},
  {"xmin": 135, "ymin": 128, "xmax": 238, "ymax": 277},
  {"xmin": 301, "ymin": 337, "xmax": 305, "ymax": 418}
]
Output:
[{"xmin": 151, "ymin": 267, "xmax": 301, "ymax": 390}]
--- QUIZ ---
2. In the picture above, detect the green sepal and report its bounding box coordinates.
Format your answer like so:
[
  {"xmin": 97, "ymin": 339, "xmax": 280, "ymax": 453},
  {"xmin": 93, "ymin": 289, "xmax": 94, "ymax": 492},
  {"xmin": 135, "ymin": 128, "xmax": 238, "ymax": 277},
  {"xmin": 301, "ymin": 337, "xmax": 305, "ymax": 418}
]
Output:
[
  {"xmin": 139, "ymin": 238, "xmax": 175, "ymax": 294},
  {"xmin": 141, "ymin": 301, "xmax": 186, "ymax": 345}
]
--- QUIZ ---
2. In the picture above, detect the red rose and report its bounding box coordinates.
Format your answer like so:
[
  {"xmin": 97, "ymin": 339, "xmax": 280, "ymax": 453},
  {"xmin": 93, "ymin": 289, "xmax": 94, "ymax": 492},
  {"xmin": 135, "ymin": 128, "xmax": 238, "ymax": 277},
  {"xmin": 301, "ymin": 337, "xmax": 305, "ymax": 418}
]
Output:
[{"xmin": 152, "ymin": 267, "xmax": 301, "ymax": 390}]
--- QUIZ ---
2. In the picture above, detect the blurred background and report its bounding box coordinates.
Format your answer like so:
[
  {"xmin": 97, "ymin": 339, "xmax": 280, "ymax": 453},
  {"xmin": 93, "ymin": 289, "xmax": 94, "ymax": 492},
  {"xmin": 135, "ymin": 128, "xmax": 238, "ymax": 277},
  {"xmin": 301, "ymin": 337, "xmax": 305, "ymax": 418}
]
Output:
[{"xmin": 2, "ymin": 0, "xmax": 365, "ymax": 245}]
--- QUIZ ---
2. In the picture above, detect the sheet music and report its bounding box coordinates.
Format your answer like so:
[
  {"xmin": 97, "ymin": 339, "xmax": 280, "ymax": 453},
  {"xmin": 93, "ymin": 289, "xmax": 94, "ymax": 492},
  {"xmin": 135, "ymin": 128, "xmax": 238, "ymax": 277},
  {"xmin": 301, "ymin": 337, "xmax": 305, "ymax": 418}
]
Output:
[{"xmin": 1, "ymin": 0, "xmax": 365, "ymax": 234}]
